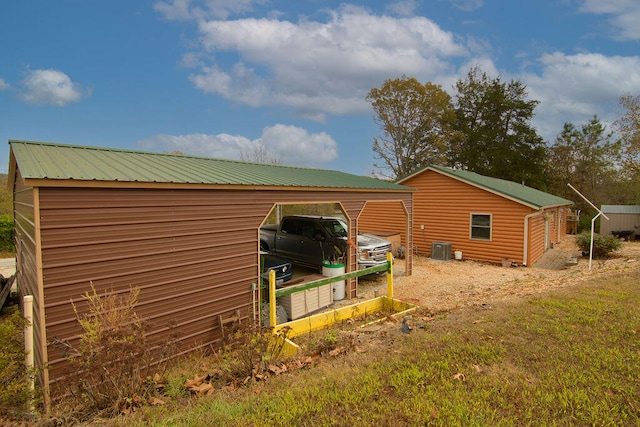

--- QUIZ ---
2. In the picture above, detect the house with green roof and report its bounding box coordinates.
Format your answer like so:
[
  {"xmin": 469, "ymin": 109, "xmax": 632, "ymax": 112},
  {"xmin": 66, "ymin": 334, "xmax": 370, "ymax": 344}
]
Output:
[
  {"xmin": 8, "ymin": 140, "xmax": 414, "ymax": 405},
  {"xmin": 359, "ymin": 165, "xmax": 573, "ymax": 266}
]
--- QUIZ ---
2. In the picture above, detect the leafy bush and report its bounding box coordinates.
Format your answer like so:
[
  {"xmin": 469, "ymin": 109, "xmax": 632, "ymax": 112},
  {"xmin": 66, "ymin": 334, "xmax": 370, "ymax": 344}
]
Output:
[
  {"xmin": 53, "ymin": 285, "xmax": 174, "ymax": 418},
  {"xmin": 220, "ymin": 322, "xmax": 291, "ymax": 380},
  {"xmin": 0, "ymin": 215, "xmax": 14, "ymax": 252},
  {"xmin": 0, "ymin": 309, "xmax": 34, "ymax": 420},
  {"xmin": 575, "ymin": 231, "xmax": 622, "ymax": 258}
]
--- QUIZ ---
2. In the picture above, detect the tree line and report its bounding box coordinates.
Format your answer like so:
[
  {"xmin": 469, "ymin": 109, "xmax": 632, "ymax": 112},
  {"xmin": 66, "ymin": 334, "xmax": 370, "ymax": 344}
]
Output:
[{"xmin": 367, "ymin": 67, "xmax": 640, "ymax": 220}]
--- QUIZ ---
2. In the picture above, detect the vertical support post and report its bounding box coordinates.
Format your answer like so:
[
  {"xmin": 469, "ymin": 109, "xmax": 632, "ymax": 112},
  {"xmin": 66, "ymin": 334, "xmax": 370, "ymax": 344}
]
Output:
[
  {"xmin": 386, "ymin": 252, "xmax": 393, "ymax": 300},
  {"xmin": 269, "ymin": 269, "xmax": 277, "ymax": 327},
  {"xmin": 23, "ymin": 295, "xmax": 35, "ymax": 396}
]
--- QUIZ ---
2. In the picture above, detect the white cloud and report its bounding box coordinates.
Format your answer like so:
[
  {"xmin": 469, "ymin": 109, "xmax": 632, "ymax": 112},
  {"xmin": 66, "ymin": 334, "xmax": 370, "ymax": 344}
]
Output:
[
  {"xmin": 386, "ymin": 1, "xmax": 419, "ymax": 17},
  {"xmin": 20, "ymin": 69, "xmax": 87, "ymax": 106},
  {"xmin": 136, "ymin": 124, "xmax": 338, "ymax": 166},
  {"xmin": 521, "ymin": 52, "xmax": 640, "ymax": 141},
  {"xmin": 580, "ymin": 0, "xmax": 640, "ymax": 40},
  {"xmin": 189, "ymin": 5, "xmax": 468, "ymax": 120},
  {"xmin": 154, "ymin": 0, "xmax": 266, "ymax": 21},
  {"xmin": 0, "ymin": 78, "xmax": 9, "ymax": 90}
]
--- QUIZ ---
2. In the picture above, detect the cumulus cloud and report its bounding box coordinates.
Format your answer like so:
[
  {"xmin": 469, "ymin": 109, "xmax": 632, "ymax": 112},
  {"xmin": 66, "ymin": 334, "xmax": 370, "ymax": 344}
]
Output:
[
  {"xmin": 521, "ymin": 52, "xmax": 640, "ymax": 141},
  {"xmin": 0, "ymin": 78, "xmax": 9, "ymax": 90},
  {"xmin": 188, "ymin": 4, "xmax": 468, "ymax": 120},
  {"xmin": 136, "ymin": 124, "xmax": 338, "ymax": 166},
  {"xmin": 20, "ymin": 69, "xmax": 87, "ymax": 106},
  {"xmin": 580, "ymin": 0, "xmax": 640, "ymax": 40},
  {"xmin": 386, "ymin": 1, "xmax": 419, "ymax": 17}
]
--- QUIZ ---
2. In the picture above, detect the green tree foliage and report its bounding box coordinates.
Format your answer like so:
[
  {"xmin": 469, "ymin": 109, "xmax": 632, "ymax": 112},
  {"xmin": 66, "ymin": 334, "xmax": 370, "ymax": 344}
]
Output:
[
  {"xmin": 0, "ymin": 216, "xmax": 14, "ymax": 252},
  {"xmin": 367, "ymin": 76, "xmax": 456, "ymax": 179},
  {"xmin": 546, "ymin": 116, "xmax": 621, "ymax": 210},
  {"xmin": 451, "ymin": 66, "xmax": 546, "ymax": 187},
  {"xmin": 0, "ymin": 174, "xmax": 12, "ymax": 217},
  {"xmin": 613, "ymin": 94, "xmax": 640, "ymax": 202}
]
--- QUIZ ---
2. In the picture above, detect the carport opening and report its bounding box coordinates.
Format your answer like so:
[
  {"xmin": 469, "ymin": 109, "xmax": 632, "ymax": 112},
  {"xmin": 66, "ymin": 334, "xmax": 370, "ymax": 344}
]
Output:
[
  {"xmin": 259, "ymin": 202, "xmax": 349, "ymax": 274},
  {"xmin": 257, "ymin": 202, "xmax": 351, "ymax": 325}
]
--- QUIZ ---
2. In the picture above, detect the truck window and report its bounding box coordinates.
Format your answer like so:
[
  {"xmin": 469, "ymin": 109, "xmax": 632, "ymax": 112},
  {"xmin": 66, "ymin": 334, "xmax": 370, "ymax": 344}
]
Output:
[
  {"xmin": 324, "ymin": 220, "xmax": 347, "ymax": 237},
  {"xmin": 281, "ymin": 218, "xmax": 300, "ymax": 235}
]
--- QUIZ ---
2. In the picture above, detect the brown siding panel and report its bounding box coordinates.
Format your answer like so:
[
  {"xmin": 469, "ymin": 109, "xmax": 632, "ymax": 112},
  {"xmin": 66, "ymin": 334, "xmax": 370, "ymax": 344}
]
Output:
[
  {"xmin": 358, "ymin": 201, "xmax": 408, "ymax": 247},
  {"xmin": 13, "ymin": 173, "xmax": 46, "ymax": 392},
  {"xmin": 36, "ymin": 187, "xmax": 413, "ymax": 390}
]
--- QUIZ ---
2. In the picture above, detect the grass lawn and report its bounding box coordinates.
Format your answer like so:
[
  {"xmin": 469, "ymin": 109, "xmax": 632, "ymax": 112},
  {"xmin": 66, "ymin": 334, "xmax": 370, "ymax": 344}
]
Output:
[{"xmin": 79, "ymin": 270, "xmax": 640, "ymax": 426}]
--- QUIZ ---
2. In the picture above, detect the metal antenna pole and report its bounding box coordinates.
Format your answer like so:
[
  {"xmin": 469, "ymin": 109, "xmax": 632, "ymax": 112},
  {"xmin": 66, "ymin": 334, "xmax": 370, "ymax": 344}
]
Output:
[{"xmin": 567, "ymin": 183, "xmax": 609, "ymax": 270}]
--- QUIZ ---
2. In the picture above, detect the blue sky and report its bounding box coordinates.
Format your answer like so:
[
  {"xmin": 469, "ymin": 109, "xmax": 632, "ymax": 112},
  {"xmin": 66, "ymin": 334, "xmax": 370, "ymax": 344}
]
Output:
[{"xmin": 1, "ymin": 0, "xmax": 639, "ymax": 176}]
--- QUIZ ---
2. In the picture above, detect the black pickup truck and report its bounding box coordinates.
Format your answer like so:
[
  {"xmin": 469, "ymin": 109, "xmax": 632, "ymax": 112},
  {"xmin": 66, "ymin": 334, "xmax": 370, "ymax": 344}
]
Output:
[{"xmin": 260, "ymin": 215, "xmax": 392, "ymax": 271}]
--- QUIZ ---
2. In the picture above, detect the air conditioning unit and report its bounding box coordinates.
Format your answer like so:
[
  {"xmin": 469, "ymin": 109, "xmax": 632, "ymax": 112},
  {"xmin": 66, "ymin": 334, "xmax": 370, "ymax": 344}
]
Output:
[{"xmin": 431, "ymin": 242, "xmax": 452, "ymax": 261}]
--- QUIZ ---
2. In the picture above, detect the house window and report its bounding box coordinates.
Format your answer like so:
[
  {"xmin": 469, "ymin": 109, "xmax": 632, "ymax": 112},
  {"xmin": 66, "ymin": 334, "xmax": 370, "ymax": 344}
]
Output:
[{"xmin": 470, "ymin": 213, "xmax": 492, "ymax": 240}]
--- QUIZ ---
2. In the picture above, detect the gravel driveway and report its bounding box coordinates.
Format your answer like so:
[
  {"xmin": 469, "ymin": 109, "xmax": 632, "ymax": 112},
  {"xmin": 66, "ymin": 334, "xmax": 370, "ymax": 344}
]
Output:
[{"xmin": 358, "ymin": 236, "xmax": 640, "ymax": 313}]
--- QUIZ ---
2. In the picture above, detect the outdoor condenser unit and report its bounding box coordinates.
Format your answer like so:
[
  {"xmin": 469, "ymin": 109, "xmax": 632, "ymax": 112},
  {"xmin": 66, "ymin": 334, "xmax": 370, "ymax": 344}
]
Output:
[{"xmin": 431, "ymin": 241, "xmax": 452, "ymax": 261}]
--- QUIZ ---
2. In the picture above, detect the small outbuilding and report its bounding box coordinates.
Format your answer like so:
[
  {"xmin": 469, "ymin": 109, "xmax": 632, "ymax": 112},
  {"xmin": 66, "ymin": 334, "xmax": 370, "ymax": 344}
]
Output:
[
  {"xmin": 599, "ymin": 205, "xmax": 640, "ymax": 240},
  {"xmin": 360, "ymin": 165, "xmax": 573, "ymax": 266},
  {"xmin": 8, "ymin": 140, "xmax": 414, "ymax": 404}
]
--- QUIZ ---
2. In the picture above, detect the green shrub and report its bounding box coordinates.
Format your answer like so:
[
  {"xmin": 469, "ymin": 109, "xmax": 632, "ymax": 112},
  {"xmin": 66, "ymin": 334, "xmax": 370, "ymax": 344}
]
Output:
[
  {"xmin": 0, "ymin": 215, "xmax": 14, "ymax": 252},
  {"xmin": 575, "ymin": 231, "xmax": 622, "ymax": 258},
  {"xmin": 0, "ymin": 309, "xmax": 33, "ymax": 420}
]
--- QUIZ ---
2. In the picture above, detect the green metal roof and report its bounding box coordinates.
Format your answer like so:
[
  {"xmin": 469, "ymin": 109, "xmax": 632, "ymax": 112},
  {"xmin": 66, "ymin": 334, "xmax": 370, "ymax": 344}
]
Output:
[
  {"xmin": 9, "ymin": 140, "xmax": 411, "ymax": 191},
  {"xmin": 399, "ymin": 165, "xmax": 572, "ymax": 209}
]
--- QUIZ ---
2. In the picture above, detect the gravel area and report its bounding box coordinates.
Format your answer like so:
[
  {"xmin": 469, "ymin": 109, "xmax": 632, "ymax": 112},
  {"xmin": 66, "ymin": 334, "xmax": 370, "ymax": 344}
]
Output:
[{"xmin": 358, "ymin": 236, "xmax": 640, "ymax": 313}]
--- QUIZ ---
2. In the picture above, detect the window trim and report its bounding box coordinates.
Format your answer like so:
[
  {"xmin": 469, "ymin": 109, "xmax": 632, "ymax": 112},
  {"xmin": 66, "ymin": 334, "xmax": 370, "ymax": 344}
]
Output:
[{"xmin": 470, "ymin": 213, "xmax": 492, "ymax": 241}]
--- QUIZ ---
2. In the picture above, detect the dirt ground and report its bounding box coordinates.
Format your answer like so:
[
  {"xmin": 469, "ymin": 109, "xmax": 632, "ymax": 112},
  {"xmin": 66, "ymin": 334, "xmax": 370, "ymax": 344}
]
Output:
[{"xmin": 357, "ymin": 236, "xmax": 640, "ymax": 314}]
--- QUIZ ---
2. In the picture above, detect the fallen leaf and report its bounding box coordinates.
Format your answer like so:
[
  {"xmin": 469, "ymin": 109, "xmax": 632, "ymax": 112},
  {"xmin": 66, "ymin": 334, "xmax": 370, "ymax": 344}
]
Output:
[
  {"xmin": 148, "ymin": 397, "xmax": 165, "ymax": 406},
  {"xmin": 268, "ymin": 364, "xmax": 283, "ymax": 375},
  {"xmin": 453, "ymin": 373, "xmax": 466, "ymax": 381},
  {"xmin": 184, "ymin": 374, "xmax": 204, "ymax": 389},
  {"xmin": 329, "ymin": 347, "xmax": 345, "ymax": 357},
  {"xmin": 196, "ymin": 383, "xmax": 214, "ymax": 396}
]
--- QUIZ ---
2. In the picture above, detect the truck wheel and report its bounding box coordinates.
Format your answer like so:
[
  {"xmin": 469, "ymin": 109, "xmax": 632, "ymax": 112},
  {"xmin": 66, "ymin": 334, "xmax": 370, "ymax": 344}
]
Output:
[{"xmin": 260, "ymin": 241, "xmax": 269, "ymax": 252}]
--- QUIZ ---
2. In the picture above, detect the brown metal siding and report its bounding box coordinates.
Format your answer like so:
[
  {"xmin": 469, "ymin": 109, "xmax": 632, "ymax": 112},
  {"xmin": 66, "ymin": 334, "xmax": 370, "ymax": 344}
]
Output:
[
  {"xmin": 35, "ymin": 186, "xmax": 412, "ymax": 394},
  {"xmin": 400, "ymin": 170, "xmax": 535, "ymax": 265},
  {"xmin": 358, "ymin": 201, "xmax": 409, "ymax": 247},
  {"xmin": 13, "ymin": 171, "xmax": 47, "ymax": 393}
]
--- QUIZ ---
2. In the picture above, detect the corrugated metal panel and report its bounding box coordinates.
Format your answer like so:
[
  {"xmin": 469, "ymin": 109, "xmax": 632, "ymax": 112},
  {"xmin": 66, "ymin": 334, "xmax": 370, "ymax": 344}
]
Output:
[
  {"xmin": 399, "ymin": 165, "xmax": 572, "ymax": 210},
  {"xmin": 10, "ymin": 140, "xmax": 411, "ymax": 191},
  {"xmin": 601, "ymin": 205, "xmax": 640, "ymax": 215},
  {"xmin": 401, "ymin": 169, "xmax": 535, "ymax": 265},
  {"xmin": 13, "ymin": 174, "xmax": 47, "ymax": 393},
  {"xmin": 359, "ymin": 201, "xmax": 408, "ymax": 247},
  {"xmin": 600, "ymin": 212, "xmax": 640, "ymax": 238},
  {"xmin": 35, "ymin": 186, "xmax": 413, "ymax": 391}
]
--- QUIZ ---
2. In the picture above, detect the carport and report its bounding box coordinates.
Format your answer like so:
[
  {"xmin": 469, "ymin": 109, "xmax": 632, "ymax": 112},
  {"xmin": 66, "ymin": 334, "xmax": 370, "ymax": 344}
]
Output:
[{"xmin": 8, "ymin": 140, "xmax": 413, "ymax": 404}]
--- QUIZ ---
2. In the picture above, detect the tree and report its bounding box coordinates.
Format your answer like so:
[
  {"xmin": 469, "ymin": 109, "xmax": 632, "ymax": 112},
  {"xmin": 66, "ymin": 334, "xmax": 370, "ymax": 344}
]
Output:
[
  {"xmin": 0, "ymin": 174, "xmax": 12, "ymax": 216},
  {"xmin": 614, "ymin": 93, "xmax": 640, "ymax": 202},
  {"xmin": 451, "ymin": 66, "xmax": 546, "ymax": 187},
  {"xmin": 546, "ymin": 116, "xmax": 621, "ymax": 209},
  {"xmin": 239, "ymin": 143, "xmax": 282, "ymax": 165},
  {"xmin": 367, "ymin": 76, "xmax": 456, "ymax": 179}
]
